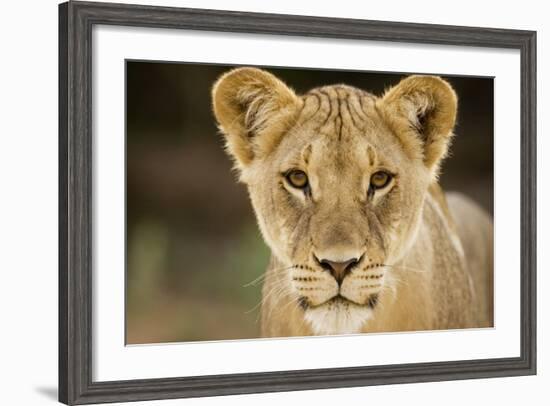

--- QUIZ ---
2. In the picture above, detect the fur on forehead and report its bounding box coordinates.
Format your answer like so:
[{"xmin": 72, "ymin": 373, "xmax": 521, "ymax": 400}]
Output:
[{"xmin": 212, "ymin": 68, "xmax": 458, "ymax": 182}]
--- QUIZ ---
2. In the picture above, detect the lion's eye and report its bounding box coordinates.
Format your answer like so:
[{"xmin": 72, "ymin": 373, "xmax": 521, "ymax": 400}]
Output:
[
  {"xmin": 286, "ymin": 170, "xmax": 309, "ymax": 189},
  {"xmin": 370, "ymin": 171, "xmax": 392, "ymax": 189}
]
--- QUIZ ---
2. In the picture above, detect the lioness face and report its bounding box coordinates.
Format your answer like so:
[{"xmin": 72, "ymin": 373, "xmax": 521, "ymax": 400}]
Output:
[{"xmin": 212, "ymin": 68, "xmax": 457, "ymax": 334}]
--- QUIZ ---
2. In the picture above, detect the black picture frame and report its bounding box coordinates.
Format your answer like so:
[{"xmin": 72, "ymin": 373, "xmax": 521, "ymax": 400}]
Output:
[{"xmin": 59, "ymin": 1, "xmax": 537, "ymax": 404}]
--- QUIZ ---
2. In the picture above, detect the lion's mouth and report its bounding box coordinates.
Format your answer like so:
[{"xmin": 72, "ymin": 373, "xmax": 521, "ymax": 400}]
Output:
[
  {"xmin": 303, "ymin": 294, "xmax": 378, "ymax": 310},
  {"xmin": 302, "ymin": 294, "xmax": 377, "ymax": 335}
]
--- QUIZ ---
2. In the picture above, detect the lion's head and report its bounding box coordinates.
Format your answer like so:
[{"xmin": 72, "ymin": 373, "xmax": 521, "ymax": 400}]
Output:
[{"xmin": 212, "ymin": 68, "xmax": 457, "ymax": 334}]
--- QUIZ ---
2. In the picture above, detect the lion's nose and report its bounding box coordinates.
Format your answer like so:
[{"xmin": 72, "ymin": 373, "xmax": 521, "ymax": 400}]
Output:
[{"xmin": 315, "ymin": 256, "xmax": 360, "ymax": 285}]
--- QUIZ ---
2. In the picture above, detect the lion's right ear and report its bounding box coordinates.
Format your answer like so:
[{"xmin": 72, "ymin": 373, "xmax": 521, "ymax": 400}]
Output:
[
  {"xmin": 212, "ymin": 68, "xmax": 301, "ymax": 170},
  {"xmin": 379, "ymin": 75, "xmax": 458, "ymax": 179}
]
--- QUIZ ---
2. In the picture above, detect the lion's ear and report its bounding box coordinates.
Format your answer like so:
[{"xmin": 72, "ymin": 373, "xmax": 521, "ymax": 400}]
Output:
[
  {"xmin": 380, "ymin": 75, "xmax": 458, "ymax": 177},
  {"xmin": 212, "ymin": 67, "xmax": 301, "ymax": 170}
]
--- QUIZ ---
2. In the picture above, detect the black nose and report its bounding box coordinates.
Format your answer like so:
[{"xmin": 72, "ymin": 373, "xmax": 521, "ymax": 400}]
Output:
[{"xmin": 316, "ymin": 256, "xmax": 360, "ymax": 285}]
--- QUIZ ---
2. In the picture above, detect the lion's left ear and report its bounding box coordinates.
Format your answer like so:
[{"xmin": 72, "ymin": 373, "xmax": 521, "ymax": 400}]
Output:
[
  {"xmin": 379, "ymin": 75, "xmax": 458, "ymax": 177},
  {"xmin": 212, "ymin": 67, "xmax": 301, "ymax": 172}
]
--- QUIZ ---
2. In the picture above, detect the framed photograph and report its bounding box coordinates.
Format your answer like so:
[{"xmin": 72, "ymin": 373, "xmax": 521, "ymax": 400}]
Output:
[{"xmin": 59, "ymin": 1, "xmax": 536, "ymax": 404}]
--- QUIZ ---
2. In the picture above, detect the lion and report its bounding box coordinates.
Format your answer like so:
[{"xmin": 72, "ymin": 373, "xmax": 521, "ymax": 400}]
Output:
[{"xmin": 212, "ymin": 67, "xmax": 493, "ymax": 337}]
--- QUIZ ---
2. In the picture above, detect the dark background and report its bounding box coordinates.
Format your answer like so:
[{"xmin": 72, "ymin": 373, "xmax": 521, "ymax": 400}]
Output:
[{"xmin": 126, "ymin": 61, "xmax": 493, "ymax": 344}]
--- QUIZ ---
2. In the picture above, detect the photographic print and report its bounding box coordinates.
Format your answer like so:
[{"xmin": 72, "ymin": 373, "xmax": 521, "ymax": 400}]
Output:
[
  {"xmin": 126, "ymin": 62, "xmax": 494, "ymax": 344},
  {"xmin": 60, "ymin": 3, "xmax": 536, "ymax": 403}
]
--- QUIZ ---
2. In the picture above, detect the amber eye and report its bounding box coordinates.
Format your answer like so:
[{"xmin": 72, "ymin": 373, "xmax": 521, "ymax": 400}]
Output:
[
  {"xmin": 286, "ymin": 170, "xmax": 309, "ymax": 189},
  {"xmin": 370, "ymin": 171, "xmax": 392, "ymax": 189}
]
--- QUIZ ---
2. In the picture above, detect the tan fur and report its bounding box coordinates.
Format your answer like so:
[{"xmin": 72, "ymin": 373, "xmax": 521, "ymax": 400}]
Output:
[{"xmin": 212, "ymin": 68, "xmax": 493, "ymax": 337}]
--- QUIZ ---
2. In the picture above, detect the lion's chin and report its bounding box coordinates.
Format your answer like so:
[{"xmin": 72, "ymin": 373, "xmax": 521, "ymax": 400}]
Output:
[{"xmin": 304, "ymin": 297, "xmax": 373, "ymax": 335}]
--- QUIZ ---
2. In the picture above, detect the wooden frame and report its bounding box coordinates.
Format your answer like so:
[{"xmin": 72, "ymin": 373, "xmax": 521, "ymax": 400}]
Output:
[{"xmin": 59, "ymin": 1, "xmax": 537, "ymax": 404}]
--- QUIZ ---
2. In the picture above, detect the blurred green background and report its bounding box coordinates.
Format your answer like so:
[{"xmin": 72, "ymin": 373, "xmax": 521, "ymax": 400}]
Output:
[{"xmin": 126, "ymin": 61, "xmax": 493, "ymax": 344}]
